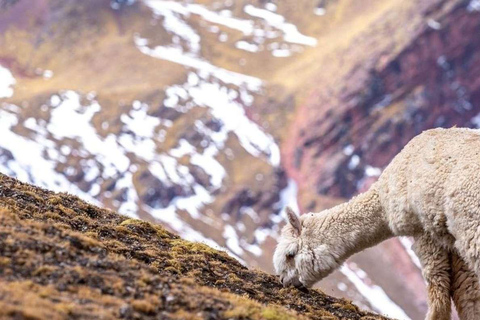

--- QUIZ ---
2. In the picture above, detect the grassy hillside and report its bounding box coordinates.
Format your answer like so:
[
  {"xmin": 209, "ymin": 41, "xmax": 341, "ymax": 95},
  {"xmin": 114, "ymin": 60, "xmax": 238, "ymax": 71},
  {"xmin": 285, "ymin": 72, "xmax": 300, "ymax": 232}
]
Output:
[{"xmin": 0, "ymin": 172, "xmax": 391, "ymax": 319}]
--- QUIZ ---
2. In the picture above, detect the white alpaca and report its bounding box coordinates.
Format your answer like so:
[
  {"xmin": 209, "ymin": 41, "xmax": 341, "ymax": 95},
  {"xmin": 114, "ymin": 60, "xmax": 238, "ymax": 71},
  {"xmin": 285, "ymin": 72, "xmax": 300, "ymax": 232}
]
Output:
[{"xmin": 273, "ymin": 128, "xmax": 480, "ymax": 320}]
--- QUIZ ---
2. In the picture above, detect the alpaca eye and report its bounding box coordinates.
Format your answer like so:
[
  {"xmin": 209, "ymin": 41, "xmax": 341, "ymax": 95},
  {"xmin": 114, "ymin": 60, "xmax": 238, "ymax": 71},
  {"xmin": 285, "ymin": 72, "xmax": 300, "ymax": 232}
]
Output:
[{"xmin": 286, "ymin": 253, "xmax": 295, "ymax": 260}]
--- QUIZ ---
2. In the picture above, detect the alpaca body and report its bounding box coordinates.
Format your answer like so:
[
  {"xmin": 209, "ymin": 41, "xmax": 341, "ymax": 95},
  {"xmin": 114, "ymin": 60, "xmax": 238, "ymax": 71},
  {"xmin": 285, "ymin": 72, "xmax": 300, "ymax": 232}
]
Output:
[
  {"xmin": 273, "ymin": 128, "xmax": 480, "ymax": 320},
  {"xmin": 376, "ymin": 128, "xmax": 480, "ymax": 250}
]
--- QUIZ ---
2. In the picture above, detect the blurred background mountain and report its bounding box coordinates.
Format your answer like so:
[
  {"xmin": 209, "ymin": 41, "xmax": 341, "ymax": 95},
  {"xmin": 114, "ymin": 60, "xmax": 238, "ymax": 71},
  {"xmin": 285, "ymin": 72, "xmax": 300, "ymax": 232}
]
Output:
[{"xmin": 1, "ymin": 0, "xmax": 480, "ymax": 319}]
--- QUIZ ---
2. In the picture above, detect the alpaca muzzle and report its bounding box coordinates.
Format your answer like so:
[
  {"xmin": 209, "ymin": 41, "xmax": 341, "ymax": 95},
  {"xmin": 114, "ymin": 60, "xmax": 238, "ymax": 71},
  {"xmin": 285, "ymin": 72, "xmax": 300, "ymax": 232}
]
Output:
[{"xmin": 279, "ymin": 274, "xmax": 304, "ymax": 289}]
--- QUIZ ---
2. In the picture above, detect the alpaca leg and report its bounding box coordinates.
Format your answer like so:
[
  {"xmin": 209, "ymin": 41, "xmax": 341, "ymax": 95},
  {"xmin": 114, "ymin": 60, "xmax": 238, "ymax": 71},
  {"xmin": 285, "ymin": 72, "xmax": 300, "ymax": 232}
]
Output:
[
  {"xmin": 450, "ymin": 218, "xmax": 480, "ymax": 279},
  {"xmin": 451, "ymin": 251, "xmax": 480, "ymax": 320},
  {"xmin": 413, "ymin": 234, "xmax": 451, "ymax": 320},
  {"xmin": 445, "ymin": 179, "xmax": 480, "ymax": 277}
]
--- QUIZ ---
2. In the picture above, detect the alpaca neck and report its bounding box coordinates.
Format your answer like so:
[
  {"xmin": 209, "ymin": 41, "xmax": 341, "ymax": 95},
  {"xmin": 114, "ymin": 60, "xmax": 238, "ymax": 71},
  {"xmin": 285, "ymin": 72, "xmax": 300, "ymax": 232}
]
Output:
[{"xmin": 323, "ymin": 187, "xmax": 393, "ymax": 262}]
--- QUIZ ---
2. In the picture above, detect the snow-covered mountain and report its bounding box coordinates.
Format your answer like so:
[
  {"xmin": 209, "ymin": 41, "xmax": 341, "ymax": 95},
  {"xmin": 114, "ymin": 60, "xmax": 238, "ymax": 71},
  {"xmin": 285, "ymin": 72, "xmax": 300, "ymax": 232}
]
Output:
[{"xmin": 2, "ymin": 0, "xmax": 480, "ymax": 319}]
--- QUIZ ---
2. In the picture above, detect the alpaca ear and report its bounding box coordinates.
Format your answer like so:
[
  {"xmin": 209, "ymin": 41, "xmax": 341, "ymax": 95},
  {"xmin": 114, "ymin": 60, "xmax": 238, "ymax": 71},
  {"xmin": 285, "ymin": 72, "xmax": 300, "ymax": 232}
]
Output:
[{"xmin": 286, "ymin": 207, "xmax": 301, "ymax": 236}]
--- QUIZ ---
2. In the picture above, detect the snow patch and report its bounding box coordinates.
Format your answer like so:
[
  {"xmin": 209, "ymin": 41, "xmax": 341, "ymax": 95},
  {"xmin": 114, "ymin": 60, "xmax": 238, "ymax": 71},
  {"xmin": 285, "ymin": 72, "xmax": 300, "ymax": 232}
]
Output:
[
  {"xmin": 337, "ymin": 282, "xmax": 347, "ymax": 291},
  {"xmin": 340, "ymin": 264, "xmax": 411, "ymax": 320},
  {"xmin": 187, "ymin": 80, "xmax": 280, "ymax": 166},
  {"xmin": 116, "ymin": 171, "xmax": 140, "ymax": 218},
  {"xmin": 471, "ymin": 112, "xmax": 480, "ymax": 128},
  {"xmin": 223, "ymin": 225, "xmax": 244, "ymax": 256},
  {"xmin": 241, "ymin": 239, "xmax": 262, "ymax": 256},
  {"xmin": 190, "ymin": 146, "xmax": 226, "ymax": 189},
  {"xmin": 144, "ymin": 0, "xmax": 255, "ymax": 35},
  {"xmin": 244, "ymin": 5, "xmax": 317, "ymax": 46},
  {"xmin": 168, "ymin": 139, "xmax": 226, "ymax": 190},
  {"xmin": 348, "ymin": 155, "xmax": 360, "ymax": 170},
  {"xmin": 142, "ymin": 0, "xmax": 316, "ymax": 60},
  {"xmin": 265, "ymin": 3, "xmax": 277, "ymax": 11},
  {"xmin": 365, "ymin": 165, "xmax": 381, "ymax": 177},
  {"xmin": 157, "ymin": 72, "xmax": 280, "ymax": 166},
  {"xmin": 427, "ymin": 19, "xmax": 441, "ymax": 30},
  {"xmin": 314, "ymin": 8, "xmax": 326, "ymax": 16},
  {"xmin": 0, "ymin": 108, "xmax": 99, "ymax": 205},
  {"xmin": 236, "ymin": 40, "xmax": 260, "ymax": 53},
  {"xmin": 48, "ymin": 91, "xmax": 131, "ymax": 179},
  {"xmin": 399, "ymin": 237, "xmax": 422, "ymax": 269},
  {"xmin": 0, "ymin": 65, "xmax": 15, "ymax": 98},
  {"xmin": 468, "ymin": 0, "xmax": 480, "ymax": 12},
  {"xmin": 43, "ymin": 70, "xmax": 54, "ymax": 79},
  {"xmin": 276, "ymin": 179, "xmax": 299, "ymax": 213},
  {"xmin": 135, "ymin": 35, "xmax": 262, "ymax": 91},
  {"xmin": 272, "ymin": 49, "xmax": 292, "ymax": 57}
]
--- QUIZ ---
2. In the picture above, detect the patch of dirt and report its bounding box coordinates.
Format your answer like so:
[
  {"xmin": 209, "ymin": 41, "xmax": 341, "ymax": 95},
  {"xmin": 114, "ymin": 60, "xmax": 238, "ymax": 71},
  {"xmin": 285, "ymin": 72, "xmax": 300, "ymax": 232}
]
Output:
[{"xmin": 0, "ymin": 173, "xmax": 391, "ymax": 320}]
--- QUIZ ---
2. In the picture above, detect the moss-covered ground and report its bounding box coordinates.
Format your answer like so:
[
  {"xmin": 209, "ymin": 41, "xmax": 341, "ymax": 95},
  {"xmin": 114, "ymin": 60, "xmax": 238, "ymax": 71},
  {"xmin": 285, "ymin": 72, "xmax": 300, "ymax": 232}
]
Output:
[{"xmin": 0, "ymin": 173, "xmax": 391, "ymax": 320}]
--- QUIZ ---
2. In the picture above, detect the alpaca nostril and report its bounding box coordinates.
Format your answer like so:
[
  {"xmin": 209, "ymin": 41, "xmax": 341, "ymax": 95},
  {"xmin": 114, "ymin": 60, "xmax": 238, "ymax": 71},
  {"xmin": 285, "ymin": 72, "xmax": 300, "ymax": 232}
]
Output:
[{"xmin": 280, "ymin": 275, "xmax": 290, "ymax": 287}]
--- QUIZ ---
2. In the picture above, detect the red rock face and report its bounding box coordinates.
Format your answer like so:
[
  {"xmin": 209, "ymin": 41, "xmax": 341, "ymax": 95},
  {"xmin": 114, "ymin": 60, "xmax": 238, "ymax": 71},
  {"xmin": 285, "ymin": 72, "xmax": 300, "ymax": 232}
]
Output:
[{"xmin": 288, "ymin": 3, "xmax": 480, "ymax": 203}]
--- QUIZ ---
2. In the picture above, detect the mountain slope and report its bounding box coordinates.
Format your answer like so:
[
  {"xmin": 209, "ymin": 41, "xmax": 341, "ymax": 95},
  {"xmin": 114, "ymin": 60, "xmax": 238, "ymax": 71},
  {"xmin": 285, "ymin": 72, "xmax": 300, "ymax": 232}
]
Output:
[
  {"xmin": 0, "ymin": 172, "xmax": 391, "ymax": 320},
  {"xmin": 2, "ymin": 0, "xmax": 480, "ymax": 318}
]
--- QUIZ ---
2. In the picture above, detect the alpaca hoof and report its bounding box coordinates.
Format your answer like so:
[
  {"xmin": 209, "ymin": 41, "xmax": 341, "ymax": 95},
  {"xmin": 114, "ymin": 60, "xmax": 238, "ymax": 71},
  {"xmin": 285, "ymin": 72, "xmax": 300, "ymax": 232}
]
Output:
[{"xmin": 296, "ymin": 285, "xmax": 309, "ymax": 293}]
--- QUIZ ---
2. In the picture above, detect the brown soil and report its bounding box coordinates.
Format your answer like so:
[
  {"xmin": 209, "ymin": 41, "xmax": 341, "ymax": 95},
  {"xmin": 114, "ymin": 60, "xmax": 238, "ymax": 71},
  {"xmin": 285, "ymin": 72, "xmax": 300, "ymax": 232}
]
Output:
[{"xmin": 0, "ymin": 173, "xmax": 391, "ymax": 320}]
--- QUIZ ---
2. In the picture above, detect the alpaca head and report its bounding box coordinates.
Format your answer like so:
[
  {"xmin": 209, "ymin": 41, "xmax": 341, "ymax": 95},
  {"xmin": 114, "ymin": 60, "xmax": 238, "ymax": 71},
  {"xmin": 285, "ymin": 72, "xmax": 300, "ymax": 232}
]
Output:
[{"xmin": 273, "ymin": 207, "xmax": 339, "ymax": 288}]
